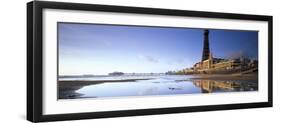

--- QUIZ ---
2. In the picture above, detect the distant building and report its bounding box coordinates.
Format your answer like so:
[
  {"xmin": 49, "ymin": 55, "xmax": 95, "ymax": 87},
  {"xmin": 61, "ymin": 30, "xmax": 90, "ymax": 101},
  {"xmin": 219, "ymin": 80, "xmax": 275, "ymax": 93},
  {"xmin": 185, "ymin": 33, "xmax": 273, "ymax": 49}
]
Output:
[{"xmin": 108, "ymin": 72, "xmax": 124, "ymax": 76}]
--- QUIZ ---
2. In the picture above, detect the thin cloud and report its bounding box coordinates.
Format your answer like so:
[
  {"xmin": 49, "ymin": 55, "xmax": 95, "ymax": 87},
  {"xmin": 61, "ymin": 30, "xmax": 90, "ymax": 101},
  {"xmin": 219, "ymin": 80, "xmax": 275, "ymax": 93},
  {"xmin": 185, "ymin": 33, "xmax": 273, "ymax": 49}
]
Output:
[{"xmin": 138, "ymin": 55, "xmax": 159, "ymax": 63}]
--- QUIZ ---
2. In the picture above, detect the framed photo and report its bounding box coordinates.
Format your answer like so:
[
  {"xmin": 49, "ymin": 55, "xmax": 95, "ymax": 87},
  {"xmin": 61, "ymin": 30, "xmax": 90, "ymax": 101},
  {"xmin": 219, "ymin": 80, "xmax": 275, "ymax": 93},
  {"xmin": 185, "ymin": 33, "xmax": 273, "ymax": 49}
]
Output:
[{"xmin": 27, "ymin": 1, "xmax": 273, "ymax": 122}]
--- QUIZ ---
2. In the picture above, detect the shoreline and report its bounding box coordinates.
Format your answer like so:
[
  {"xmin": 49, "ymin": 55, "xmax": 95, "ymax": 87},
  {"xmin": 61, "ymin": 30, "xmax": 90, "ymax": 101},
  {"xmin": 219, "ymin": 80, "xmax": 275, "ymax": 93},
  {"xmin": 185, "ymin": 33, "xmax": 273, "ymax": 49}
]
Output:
[
  {"xmin": 58, "ymin": 74, "xmax": 258, "ymax": 89},
  {"xmin": 59, "ymin": 78, "xmax": 153, "ymax": 87}
]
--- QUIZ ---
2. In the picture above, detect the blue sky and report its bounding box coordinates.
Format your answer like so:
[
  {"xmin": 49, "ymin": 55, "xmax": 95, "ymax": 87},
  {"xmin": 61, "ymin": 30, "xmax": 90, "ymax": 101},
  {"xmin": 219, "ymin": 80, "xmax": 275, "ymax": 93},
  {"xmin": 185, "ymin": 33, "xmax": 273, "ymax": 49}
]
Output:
[{"xmin": 58, "ymin": 23, "xmax": 258, "ymax": 75}]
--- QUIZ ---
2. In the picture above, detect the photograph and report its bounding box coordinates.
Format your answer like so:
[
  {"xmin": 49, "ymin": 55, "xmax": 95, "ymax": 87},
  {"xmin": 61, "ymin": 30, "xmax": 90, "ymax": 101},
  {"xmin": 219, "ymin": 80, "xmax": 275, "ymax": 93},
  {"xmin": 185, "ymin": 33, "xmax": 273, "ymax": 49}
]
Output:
[
  {"xmin": 26, "ymin": 1, "xmax": 273, "ymax": 122},
  {"xmin": 58, "ymin": 22, "xmax": 259, "ymax": 99}
]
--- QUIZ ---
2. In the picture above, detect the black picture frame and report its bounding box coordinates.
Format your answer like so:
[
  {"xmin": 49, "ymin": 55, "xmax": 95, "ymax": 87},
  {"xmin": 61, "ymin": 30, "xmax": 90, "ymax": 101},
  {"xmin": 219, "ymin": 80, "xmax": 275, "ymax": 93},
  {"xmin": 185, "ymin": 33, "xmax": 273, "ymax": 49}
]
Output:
[{"xmin": 27, "ymin": 1, "xmax": 273, "ymax": 122}]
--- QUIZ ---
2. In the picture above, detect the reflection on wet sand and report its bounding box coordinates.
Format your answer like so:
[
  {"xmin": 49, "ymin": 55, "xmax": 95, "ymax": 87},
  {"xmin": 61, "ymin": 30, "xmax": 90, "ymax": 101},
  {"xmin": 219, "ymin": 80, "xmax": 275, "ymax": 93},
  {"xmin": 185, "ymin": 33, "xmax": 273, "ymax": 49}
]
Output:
[
  {"xmin": 192, "ymin": 79, "xmax": 258, "ymax": 93},
  {"xmin": 58, "ymin": 75, "xmax": 258, "ymax": 99}
]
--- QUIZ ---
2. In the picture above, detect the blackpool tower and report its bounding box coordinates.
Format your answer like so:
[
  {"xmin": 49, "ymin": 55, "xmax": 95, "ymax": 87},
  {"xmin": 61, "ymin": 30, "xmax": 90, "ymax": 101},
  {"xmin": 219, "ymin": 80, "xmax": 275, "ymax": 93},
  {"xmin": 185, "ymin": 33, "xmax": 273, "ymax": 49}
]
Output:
[{"xmin": 201, "ymin": 29, "xmax": 210, "ymax": 61}]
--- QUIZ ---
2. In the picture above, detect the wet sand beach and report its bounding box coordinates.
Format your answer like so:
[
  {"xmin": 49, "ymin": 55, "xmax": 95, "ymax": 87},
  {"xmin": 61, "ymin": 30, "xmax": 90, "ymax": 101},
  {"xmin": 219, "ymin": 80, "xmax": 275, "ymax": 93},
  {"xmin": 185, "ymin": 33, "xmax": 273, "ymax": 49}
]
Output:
[
  {"xmin": 58, "ymin": 74, "xmax": 258, "ymax": 99},
  {"xmin": 58, "ymin": 78, "xmax": 152, "ymax": 99}
]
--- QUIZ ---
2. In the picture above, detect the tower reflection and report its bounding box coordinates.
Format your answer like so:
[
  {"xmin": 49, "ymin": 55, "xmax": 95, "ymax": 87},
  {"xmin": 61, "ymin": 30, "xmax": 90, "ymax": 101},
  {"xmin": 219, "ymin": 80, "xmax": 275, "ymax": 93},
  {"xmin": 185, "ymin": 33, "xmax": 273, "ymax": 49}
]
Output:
[{"xmin": 192, "ymin": 79, "xmax": 258, "ymax": 93}]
